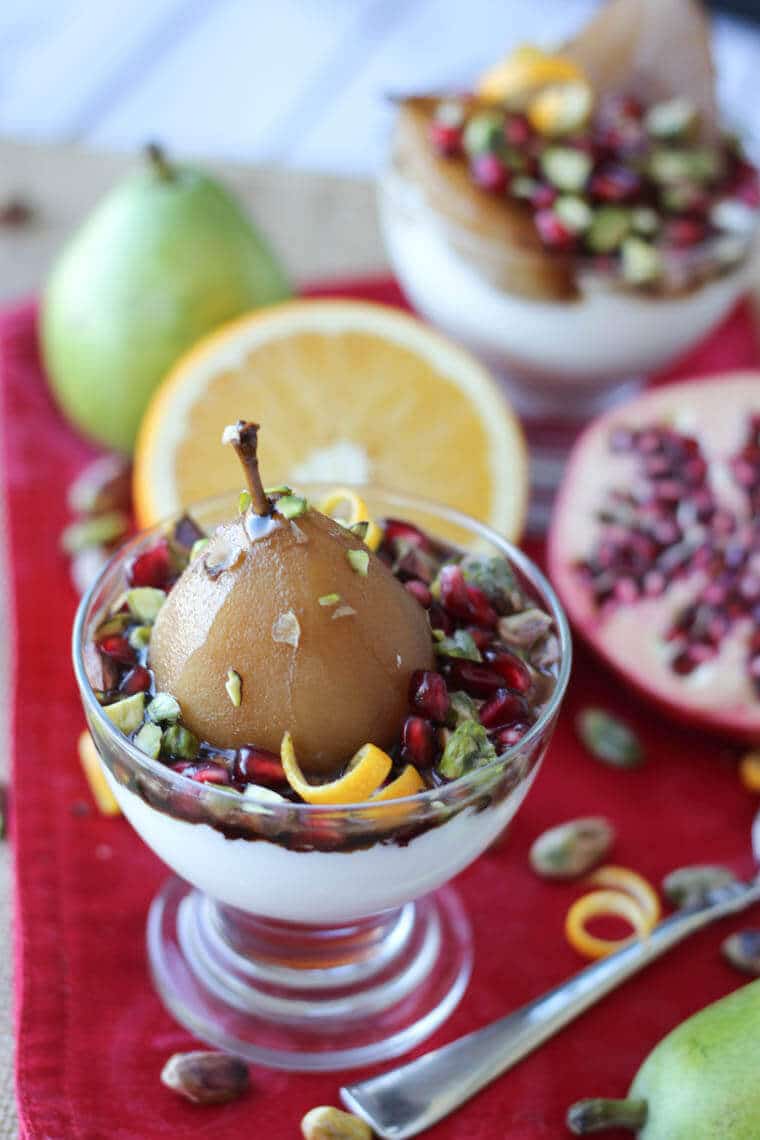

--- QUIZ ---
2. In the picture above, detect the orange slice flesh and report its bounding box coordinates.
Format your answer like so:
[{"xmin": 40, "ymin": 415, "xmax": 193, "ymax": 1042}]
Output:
[
  {"xmin": 565, "ymin": 888, "xmax": 654, "ymax": 960},
  {"xmin": 133, "ymin": 300, "xmax": 527, "ymax": 541},
  {"xmin": 78, "ymin": 730, "xmax": 121, "ymax": 816},
  {"xmin": 281, "ymin": 732, "xmax": 392, "ymax": 805},
  {"xmin": 318, "ymin": 487, "xmax": 383, "ymax": 552},
  {"xmin": 371, "ymin": 764, "xmax": 425, "ymax": 801},
  {"xmin": 478, "ymin": 44, "xmax": 585, "ymax": 103}
]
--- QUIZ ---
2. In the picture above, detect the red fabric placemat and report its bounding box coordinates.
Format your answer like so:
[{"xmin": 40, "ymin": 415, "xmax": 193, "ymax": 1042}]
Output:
[{"xmin": 4, "ymin": 280, "xmax": 760, "ymax": 1140}]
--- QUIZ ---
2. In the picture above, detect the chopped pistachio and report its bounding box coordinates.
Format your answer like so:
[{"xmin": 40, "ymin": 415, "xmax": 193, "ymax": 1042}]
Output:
[
  {"xmin": 662, "ymin": 864, "xmax": 737, "ymax": 909},
  {"xmin": 161, "ymin": 1051, "xmax": 250, "ymax": 1106},
  {"xmin": 103, "ymin": 692, "xmax": 145, "ymax": 735},
  {"xmin": 128, "ymin": 624, "xmax": 152, "ymax": 650},
  {"xmin": 277, "ymin": 494, "xmax": 308, "ymax": 519},
  {"xmin": 435, "ymin": 629, "xmax": 482, "ymax": 662},
  {"xmin": 347, "ymin": 549, "xmax": 369, "ymax": 577},
  {"xmin": 448, "ymin": 690, "xmax": 479, "ymax": 726},
  {"xmin": 318, "ymin": 593, "xmax": 341, "ymax": 606},
  {"xmin": 349, "ymin": 521, "xmax": 369, "ymax": 541},
  {"xmin": 621, "ymin": 237, "xmax": 662, "ymax": 286},
  {"xmin": 265, "ymin": 484, "xmax": 292, "ymax": 496},
  {"xmin": 497, "ymin": 608, "xmax": 553, "ymax": 649},
  {"xmin": 67, "ymin": 454, "xmax": 131, "ymax": 516},
  {"xmin": 576, "ymin": 707, "xmax": 644, "ymax": 768},
  {"xmin": 631, "ymin": 206, "xmax": 660, "ymax": 237},
  {"xmin": 60, "ymin": 511, "xmax": 129, "ymax": 555},
  {"xmin": 554, "ymin": 195, "xmax": 593, "ymax": 234},
  {"xmin": 645, "ymin": 96, "xmax": 698, "ymax": 140},
  {"xmin": 439, "ymin": 721, "xmax": 497, "ymax": 780},
  {"xmin": 722, "ymin": 930, "xmax": 760, "ymax": 977},
  {"xmin": 147, "ymin": 692, "xmax": 181, "ymax": 725},
  {"xmin": 162, "ymin": 724, "xmax": 199, "ymax": 760},
  {"xmin": 332, "ymin": 604, "xmax": 356, "ymax": 619},
  {"xmin": 461, "ymin": 554, "xmax": 519, "ymax": 610},
  {"xmin": 463, "ymin": 111, "xmax": 504, "ymax": 156},
  {"xmin": 126, "ymin": 586, "xmax": 166, "ymax": 623},
  {"xmin": 272, "ymin": 611, "xmax": 301, "ymax": 647},
  {"xmin": 243, "ymin": 785, "xmax": 286, "ymax": 804},
  {"xmin": 586, "ymin": 205, "xmax": 632, "ymax": 254},
  {"xmin": 432, "ymin": 628, "xmax": 445, "ymax": 642},
  {"xmin": 239, "ymin": 490, "xmax": 252, "ymax": 513},
  {"xmin": 225, "ymin": 669, "xmax": 242, "ymax": 708},
  {"xmin": 540, "ymin": 146, "xmax": 592, "ymax": 193},
  {"xmin": 134, "ymin": 722, "xmax": 162, "ymax": 759},
  {"xmin": 96, "ymin": 613, "xmax": 133, "ymax": 638},
  {"xmin": 530, "ymin": 817, "xmax": 615, "ymax": 880},
  {"xmin": 301, "ymin": 1106, "xmax": 372, "ymax": 1140},
  {"xmin": 190, "ymin": 537, "xmax": 210, "ymax": 561}
]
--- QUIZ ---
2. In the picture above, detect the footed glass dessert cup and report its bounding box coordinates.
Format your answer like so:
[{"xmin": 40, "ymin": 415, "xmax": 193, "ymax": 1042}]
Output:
[{"xmin": 73, "ymin": 488, "xmax": 571, "ymax": 1071}]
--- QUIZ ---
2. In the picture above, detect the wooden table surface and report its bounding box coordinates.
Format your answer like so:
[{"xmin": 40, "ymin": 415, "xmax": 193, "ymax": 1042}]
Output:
[{"xmin": 0, "ymin": 135, "xmax": 387, "ymax": 1138}]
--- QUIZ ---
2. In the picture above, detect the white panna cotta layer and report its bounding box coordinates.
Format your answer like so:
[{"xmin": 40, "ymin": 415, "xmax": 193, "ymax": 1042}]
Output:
[
  {"xmin": 379, "ymin": 171, "xmax": 750, "ymax": 410},
  {"xmin": 105, "ymin": 763, "xmax": 536, "ymax": 925}
]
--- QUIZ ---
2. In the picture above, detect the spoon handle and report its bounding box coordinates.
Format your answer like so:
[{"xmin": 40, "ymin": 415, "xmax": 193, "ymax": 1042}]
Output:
[{"xmin": 341, "ymin": 880, "xmax": 760, "ymax": 1140}]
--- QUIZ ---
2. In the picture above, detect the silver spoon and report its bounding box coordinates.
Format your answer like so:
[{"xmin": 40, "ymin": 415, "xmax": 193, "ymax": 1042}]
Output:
[{"xmin": 341, "ymin": 873, "xmax": 760, "ymax": 1140}]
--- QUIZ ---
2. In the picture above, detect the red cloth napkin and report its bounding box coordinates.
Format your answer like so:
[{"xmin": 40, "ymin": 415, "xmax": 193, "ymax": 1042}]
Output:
[{"xmin": 4, "ymin": 281, "xmax": 760, "ymax": 1140}]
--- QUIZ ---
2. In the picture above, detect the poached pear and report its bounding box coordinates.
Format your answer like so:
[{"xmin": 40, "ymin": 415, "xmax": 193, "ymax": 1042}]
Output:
[
  {"xmin": 150, "ymin": 422, "xmax": 434, "ymax": 775},
  {"xmin": 568, "ymin": 979, "xmax": 760, "ymax": 1137},
  {"xmin": 42, "ymin": 146, "xmax": 290, "ymax": 453}
]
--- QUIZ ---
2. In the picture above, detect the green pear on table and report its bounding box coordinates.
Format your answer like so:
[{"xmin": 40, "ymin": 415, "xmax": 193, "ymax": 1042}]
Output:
[
  {"xmin": 567, "ymin": 979, "xmax": 760, "ymax": 1137},
  {"xmin": 42, "ymin": 145, "xmax": 290, "ymax": 453}
]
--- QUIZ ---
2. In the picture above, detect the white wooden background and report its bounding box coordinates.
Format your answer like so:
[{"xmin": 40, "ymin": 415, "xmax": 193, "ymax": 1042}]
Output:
[{"xmin": 2, "ymin": 0, "xmax": 760, "ymax": 175}]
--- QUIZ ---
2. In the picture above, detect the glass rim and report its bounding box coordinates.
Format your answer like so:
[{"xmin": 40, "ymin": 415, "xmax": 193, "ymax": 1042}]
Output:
[{"xmin": 72, "ymin": 484, "xmax": 572, "ymax": 816}]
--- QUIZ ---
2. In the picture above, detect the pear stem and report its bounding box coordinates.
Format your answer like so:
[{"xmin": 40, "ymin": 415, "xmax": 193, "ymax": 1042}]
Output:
[
  {"xmin": 228, "ymin": 421, "xmax": 271, "ymax": 516},
  {"xmin": 567, "ymin": 1098, "xmax": 648, "ymax": 1134},
  {"xmin": 145, "ymin": 142, "xmax": 175, "ymax": 181}
]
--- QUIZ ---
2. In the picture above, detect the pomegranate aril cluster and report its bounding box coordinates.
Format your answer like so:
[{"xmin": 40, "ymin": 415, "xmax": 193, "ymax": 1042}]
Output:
[
  {"xmin": 93, "ymin": 514, "xmax": 559, "ymax": 798},
  {"xmin": 428, "ymin": 89, "xmax": 760, "ymax": 289},
  {"xmin": 581, "ymin": 416, "xmax": 760, "ymax": 691}
]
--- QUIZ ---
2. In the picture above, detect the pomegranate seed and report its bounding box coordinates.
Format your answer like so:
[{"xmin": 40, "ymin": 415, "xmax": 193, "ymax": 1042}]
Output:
[
  {"xmin": 429, "ymin": 121, "xmax": 462, "ymax": 156},
  {"xmin": 98, "ymin": 634, "xmax": 136, "ymax": 665},
  {"xmin": 409, "ymin": 670, "xmax": 450, "ymax": 723},
  {"xmin": 383, "ymin": 519, "xmax": 431, "ymax": 551},
  {"xmin": 428, "ymin": 601, "xmax": 454, "ymax": 636},
  {"xmin": 466, "ymin": 627, "xmax": 491, "ymax": 652},
  {"xmin": 589, "ymin": 165, "xmax": 641, "ymax": 202},
  {"xmin": 129, "ymin": 539, "xmax": 171, "ymax": 588},
  {"xmin": 493, "ymin": 722, "xmax": 530, "ymax": 749},
  {"xmin": 530, "ymin": 183, "xmax": 557, "ymax": 210},
  {"xmin": 485, "ymin": 649, "xmax": 532, "ymax": 693},
  {"xmin": 402, "ymin": 717, "xmax": 436, "ymax": 767},
  {"xmin": 665, "ymin": 218, "xmax": 706, "ymax": 248},
  {"xmin": 188, "ymin": 764, "xmax": 230, "ymax": 786},
  {"xmin": 465, "ymin": 585, "xmax": 498, "ymax": 629},
  {"xmin": 479, "ymin": 688, "xmax": 528, "ymax": 729},
  {"xmin": 404, "ymin": 579, "xmax": 432, "ymax": 608},
  {"xmin": 734, "ymin": 167, "xmax": 760, "ymax": 207},
  {"xmin": 234, "ymin": 747, "xmax": 286, "ymax": 788},
  {"xmin": 504, "ymin": 114, "xmax": 531, "ymax": 146},
  {"xmin": 535, "ymin": 208, "xmax": 576, "ymax": 251},
  {"xmin": 119, "ymin": 665, "xmax": 152, "ymax": 694},
  {"xmin": 471, "ymin": 153, "xmax": 510, "ymax": 193},
  {"xmin": 446, "ymin": 660, "xmax": 504, "ymax": 697},
  {"xmin": 437, "ymin": 565, "xmax": 470, "ymax": 617}
]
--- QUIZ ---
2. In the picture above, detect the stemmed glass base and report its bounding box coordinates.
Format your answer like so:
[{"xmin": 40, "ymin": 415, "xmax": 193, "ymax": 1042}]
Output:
[{"xmin": 147, "ymin": 877, "xmax": 473, "ymax": 1071}]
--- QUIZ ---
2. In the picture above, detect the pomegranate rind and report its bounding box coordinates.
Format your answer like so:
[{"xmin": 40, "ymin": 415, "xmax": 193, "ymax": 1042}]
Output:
[{"xmin": 548, "ymin": 371, "xmax": 760, "ymax": 742}]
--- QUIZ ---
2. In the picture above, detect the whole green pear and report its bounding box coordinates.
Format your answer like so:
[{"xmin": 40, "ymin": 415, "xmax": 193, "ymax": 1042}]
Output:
[
  {"xmin": 567, "ymin": 979, "xmax": 760, "ymax": 1137},
  {"xmin": 41, "ymin": 146, "xmax": 290, "ymax": 452}
]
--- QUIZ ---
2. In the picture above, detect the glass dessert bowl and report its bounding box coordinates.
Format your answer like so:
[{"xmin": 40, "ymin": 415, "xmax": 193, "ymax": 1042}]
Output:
[
  {"xmin": 380, "ymin": 24, "xmax": 760, "ymax": 424},
  {"xmin": 72, "ymin": 433, "xmax": 570, "ymax": 1071}
]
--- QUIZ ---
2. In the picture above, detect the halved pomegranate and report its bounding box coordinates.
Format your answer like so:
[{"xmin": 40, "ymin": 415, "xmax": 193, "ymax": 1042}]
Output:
[{"xmin": 548, "ymin": 373, "xmax": 760, "ymax": 741}]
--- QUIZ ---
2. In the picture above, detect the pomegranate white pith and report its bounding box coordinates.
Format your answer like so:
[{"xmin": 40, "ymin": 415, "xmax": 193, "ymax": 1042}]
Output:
[{"xmin": 548, "ymin": 373, "xmax": 760, "ymax": 740}]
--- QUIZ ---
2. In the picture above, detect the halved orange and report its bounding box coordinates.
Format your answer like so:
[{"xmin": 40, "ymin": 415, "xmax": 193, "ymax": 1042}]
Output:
[{"xmin": 133, "ymin": 299, "xmax": 527, "ymax": 538}]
